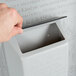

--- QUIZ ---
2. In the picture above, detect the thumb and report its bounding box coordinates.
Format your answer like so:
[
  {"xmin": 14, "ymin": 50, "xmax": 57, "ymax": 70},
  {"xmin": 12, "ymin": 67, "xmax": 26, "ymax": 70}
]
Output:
[
  {"xmin": 9, "ymin": 27, "xmax": 23, "ymax": 38},
  {"xmin": 12, "ymin": 27, "xmax": 23, "ymax": 36}
]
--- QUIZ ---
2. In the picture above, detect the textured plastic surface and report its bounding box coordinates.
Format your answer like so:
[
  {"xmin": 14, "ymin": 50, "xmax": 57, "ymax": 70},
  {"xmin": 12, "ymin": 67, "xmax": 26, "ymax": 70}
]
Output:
[
  {"xmin": 0, "ymin": 0, "xmax": 76, "ymax": 76},
  {"xmin": 16, "ymin": 23, "xmax": 64, "ymax": 53},
  {"xmin": 0, "ymin": 44, "xmax": 9, "ymax": 76},
  {"xmin": 3, "ymin": 21, "xmax": 68, "ymax": 76}
]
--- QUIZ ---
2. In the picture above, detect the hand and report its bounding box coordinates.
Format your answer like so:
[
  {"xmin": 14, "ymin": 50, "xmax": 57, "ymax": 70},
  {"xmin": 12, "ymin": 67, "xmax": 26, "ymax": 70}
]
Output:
[{"xmin": 0, "ymin": 3, "xmax": 23, "ymax": 42}]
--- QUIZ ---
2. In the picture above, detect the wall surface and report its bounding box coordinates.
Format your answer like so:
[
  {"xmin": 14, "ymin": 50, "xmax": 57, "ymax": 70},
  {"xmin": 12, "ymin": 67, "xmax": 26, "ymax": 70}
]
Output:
[
  {"xmin": 0, "ymin": 0, "xmax": 76, "ymax": 76},
  {"xmin": 0, "ymin": 44, "xmax": 9, "ymax": 76}
]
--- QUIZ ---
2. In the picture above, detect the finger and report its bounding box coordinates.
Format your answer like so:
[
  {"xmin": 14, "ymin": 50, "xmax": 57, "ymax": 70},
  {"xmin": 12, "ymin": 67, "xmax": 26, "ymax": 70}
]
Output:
[
  {"xmin": 8, "ymin": 27, "xmax": 23, "ymax": 39},
  {"xmin": 16, "ymin": 14, "xmax": 23, "ymax": 28},
  {"xmin": 0, "ymin": 3, "xmax": 8, "ymax": 9},
  {"xmin": 11, "ymin": 27, "xmax": 23, "ymax": 36},
  {"xmin": 13, "ymin": 8, "xmax": 23, "ymax": 28},
  {"xmin": 8, "ymin": 8, "xmax": 23, "ymax": 28},
  {"xmin": 15, "ymin": 20, "xmax": 23, "ymax": 28}
]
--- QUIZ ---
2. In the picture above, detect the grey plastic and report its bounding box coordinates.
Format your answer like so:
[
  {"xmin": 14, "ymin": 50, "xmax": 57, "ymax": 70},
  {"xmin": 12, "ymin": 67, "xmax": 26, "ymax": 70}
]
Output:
[{"xmin": 16, "ymin": 23, "xmax": 64, "ymax": 53}]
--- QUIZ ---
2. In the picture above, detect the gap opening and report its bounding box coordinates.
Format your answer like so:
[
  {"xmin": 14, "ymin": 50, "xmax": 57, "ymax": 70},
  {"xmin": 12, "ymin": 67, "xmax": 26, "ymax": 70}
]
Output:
[{"xmin": 16, "ymin": 23, "xmax": 64, "ymax": 53}]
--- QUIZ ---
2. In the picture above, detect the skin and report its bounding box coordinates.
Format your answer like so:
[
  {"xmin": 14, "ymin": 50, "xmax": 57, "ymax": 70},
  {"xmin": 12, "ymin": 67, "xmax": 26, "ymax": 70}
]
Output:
[{"xmin": 0, "ymin": 3, "xmax": 23, "ymax": 42}]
